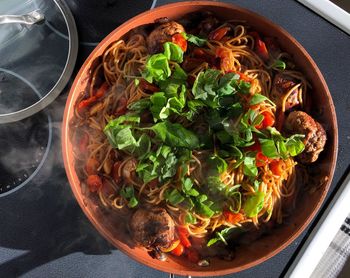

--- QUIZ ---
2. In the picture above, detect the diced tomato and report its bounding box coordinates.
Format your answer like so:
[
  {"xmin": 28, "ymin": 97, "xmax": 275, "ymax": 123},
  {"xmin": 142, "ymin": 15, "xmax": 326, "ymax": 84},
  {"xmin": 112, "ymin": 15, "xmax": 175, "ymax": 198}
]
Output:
[
  {"xmin": 112, "ymin": 161, "xmax": 122, "ymax": 183},
  {"xmin": 115, "ymin": 97, "xmax": 128, "ymax": 116},
  {"xmin": 223, "ymin": 211, "xmax": 244, "ymax": 224},
  {"xmin": 209, "ymin": 26, "xmax": 230, "ymax": 41},
  {"xmin": 86, "ymin": 158, "xmax": 99, "ymax": 175},
  {"xmin": 269, "ymin": 160, "xmax": 286, "ymax": 176},
  {"xmin": 186, "ymin": 248, "xmax": 200, "ymax": 263},
  {"xmin": 171, "ymin": 242, "xmax": 184, "ymax": 256},
  {"xmin": 261, "ymin": 112, "xmax": 275, "ymax": 128},
  {"xmin": 177, "ymin": 226, "xmax": 191, "ymax": 248},
  {"xmin": 78, "ymin": 133, "xmax": 89, "ymax": 154},
  {"xmin": 87, "ymin": 175, "xmax": 103, "ymax": 192},
  {"xmin": 256, "ymin": 152, "xmax": 270, "ymax": 167},
  {"xmin": 250, "ymin": 31, "xmax": 269, "ymax": 61},
  {"xmin": 172, "ymin": 33, "xmax": 187, "ymax": 52},
  {"xmin": 216, "ymin": 47, "xmax": 233, "ymax": 72},
  {"xmin": 139, "ymin": 79, "xmax": 159, "ymax": 92},
  {"xmin": 255, "ymin": 112, "xmax": 275, "ymax": 129},
  {"xmin": 77, "ymin": 82, "xmax": 109, "ymax": 113}
]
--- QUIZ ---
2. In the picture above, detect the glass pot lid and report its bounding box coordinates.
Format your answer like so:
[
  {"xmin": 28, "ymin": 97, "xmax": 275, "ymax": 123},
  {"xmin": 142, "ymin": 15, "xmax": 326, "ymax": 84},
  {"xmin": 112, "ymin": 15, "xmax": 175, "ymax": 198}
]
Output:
[{"xmin": 0, "ymin": 0, "xmax": 78, "ymax": 124}]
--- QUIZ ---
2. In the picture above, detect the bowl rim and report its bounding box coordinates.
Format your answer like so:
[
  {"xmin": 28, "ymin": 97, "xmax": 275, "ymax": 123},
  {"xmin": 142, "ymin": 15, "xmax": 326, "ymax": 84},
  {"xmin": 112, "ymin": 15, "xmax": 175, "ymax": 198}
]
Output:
[{"xmin": 62, "ymin": 1, "xmax": 338, "ymax": 276}]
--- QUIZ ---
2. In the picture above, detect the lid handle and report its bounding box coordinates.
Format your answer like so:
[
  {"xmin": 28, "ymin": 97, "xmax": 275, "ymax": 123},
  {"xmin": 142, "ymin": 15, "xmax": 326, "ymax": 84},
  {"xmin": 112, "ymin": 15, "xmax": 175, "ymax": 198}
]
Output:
[{"xmin": 0, "ymin": 10, "xmax": 45, "ymax": 26}]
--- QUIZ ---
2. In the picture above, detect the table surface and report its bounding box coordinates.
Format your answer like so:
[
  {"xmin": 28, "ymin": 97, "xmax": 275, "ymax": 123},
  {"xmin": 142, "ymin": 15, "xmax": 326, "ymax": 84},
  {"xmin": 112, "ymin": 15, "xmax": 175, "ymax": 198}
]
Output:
[{"xmin": 1, "ymin": 0, "xmax": 350, "ymax": 277}]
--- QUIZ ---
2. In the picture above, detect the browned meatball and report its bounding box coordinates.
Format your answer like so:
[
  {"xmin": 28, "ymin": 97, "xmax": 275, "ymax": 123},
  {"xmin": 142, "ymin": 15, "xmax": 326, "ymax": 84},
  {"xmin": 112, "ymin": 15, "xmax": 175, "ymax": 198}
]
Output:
[
  {"xmin": 147, "ymin": 21, "xmax": 185, "ymax": 53},
  {"xmin": 285, "ymin": 111, "xmax": 326, "ymax": 164},
  {"xmin": 129, "ymin": 207, "xmax": 175, "ymax": 249},
  {"xmin": 271, "ymin": 74, "xmax": 300, "ymax": 111}
]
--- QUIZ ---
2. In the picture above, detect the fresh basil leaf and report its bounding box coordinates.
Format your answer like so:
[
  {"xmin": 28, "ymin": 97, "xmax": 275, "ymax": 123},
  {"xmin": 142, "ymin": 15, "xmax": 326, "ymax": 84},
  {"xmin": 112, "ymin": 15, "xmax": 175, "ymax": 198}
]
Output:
[
  {"xmin": 134, "ymin": 79, "xmax": 140, "ymax": 86},
  {"xmin": 150, "ymin": 92, "xmax": 168, "ymax": 121},
  {"xmin": 163, "ymin": 42, "xmax": 184, "ymax": 63},
  {"xmin": 182, "ymin": 32, "xmax": 207, "ymax": 46},
  {"xmin": 185, "ymin": 213, "xmax": 197, "ymax": 224},
  {"xmin": 217, "ymin": 72, "xmax": 240, "ymax": 96},
  {"xmin": 243, "ymin": 156, "xmax": 258, "ymax": 177},
  {"xmin": 149, "ymin": 121, "xmax": 199, "ymax": 149},
  {"xmin": 120, "ymin": 186, "xmax": 139, "ymax": 208},
  {"xmin": 127, "ymin": 98, "xmax": 151, "ymax": 112},
  {"xmin": 244, "ymin": 191, "xmax": 265, "ymax": 217},
  {"xmin": 285, "ymin": 134, "xmax": 305, "ymax": 156},
  {"xmin": 165, "ymin": 188, "xmax": 185, "ymax": 206},
  {"xmin": 172, "ymin": 63, "xmax": 188, "ymax": 80},
  {"xmin": 237, "ymin": 80, "xmax": 251, "ymax": 94},
  {"xmin": 259, "ymin": 138, "xmax": 279, "ymax": 158},
  {"xmin": 192, "ymin": 69, "xmax": 221, "ymax": 100},
  {"xmin": 272, "ymin": 59, "xmax": 286, "ymax": 70},
  {"xmin": 250, "ymin": 93, "xmax": 276, "ymax": 107},
  {"xmin": 143, "ymin": 53, "xmax": 171, "ymax": 83},
  {"xmin": 207, "ymin": 227, "xmax": 234, "ymax": 246},
  {"xmin": 209, "ymin": 154, "xmax": 228, "ymax": 174},
  {"xmin": 207, "ymin": 176, "xmax": 226, "ymax": 193},
  {"xmin": 207, "ymin": 237, "xmax": 221, "ymax": 247},
  {"xmin": 128, "ymin": 197, "xmax": 138, "ymax": 208},
  {"xmin": 253, "ymin": 180, "xmax": 260, "ymax": 191},
  {"xmin": 196, "ymin": 202, "xmax": 215, "ymax": 218}
]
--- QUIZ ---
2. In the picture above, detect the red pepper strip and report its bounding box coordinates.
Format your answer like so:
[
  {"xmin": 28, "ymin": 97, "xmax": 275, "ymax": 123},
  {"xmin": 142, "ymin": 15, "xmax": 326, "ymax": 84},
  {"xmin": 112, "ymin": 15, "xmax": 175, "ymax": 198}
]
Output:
[
  {"xmin": 172, "ymin": 33, "xmax": 187, "ymax": 52},
  {"xmin": 78, "ymin": 82, "xmax": 109, "ymax": 112},
  {"xmin": 249, "ymin": 31, "xmax": 269, "ymax": 62},
  {"xmin": 177, "ymin": 226, "xmax": 191, "ymax": 248},
  {"xmin": 223, "ymin": 211, "xmax": 244, "ymax": 224},
  {"xmin": 209, "ymin": 26, "xmax": 230, "ymax": 41}
]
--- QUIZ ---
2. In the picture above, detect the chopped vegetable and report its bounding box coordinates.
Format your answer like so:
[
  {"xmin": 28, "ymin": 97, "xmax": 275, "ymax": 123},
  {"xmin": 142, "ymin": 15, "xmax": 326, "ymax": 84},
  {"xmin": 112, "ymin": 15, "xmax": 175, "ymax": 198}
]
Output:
[
  {"xmin": 87, "ymin": 175, "xmax": 102, "ymax": 192},
  {"xmin": 223, "ymin": 211, "xmax": 244, "ymax": 225},
  {"xmin": 182, "ymin": 32, "xmax": 207, "ymax": 46},
  {"xmin": 171, "ymin": 242, "xmax": 184, "ymax": 256},
  {"xmin": 209, "ymin": 26, "xmax": 230, "ymax": 41},
  {"xmin": 269, "ymin": 160, "xmax": 286, "ymax": 176},
  {"xmin": 244, "ymin": 191, "xmax": 265, "ymax": 217},
  {"xmin": 172, "ymin": 33, "xmax": 187, "ymax": 52},
  {"xmin": 178, "ymin": 226, "xmax": 191, "ymax": 248}
]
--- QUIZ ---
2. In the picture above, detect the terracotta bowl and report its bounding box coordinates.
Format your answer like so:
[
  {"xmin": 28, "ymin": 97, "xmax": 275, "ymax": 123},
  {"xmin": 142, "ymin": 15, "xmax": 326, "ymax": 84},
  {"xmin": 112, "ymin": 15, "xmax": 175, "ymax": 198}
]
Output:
[{"xmin": 62, "ymin": 1, "xmax": 338, "ymax": 276}]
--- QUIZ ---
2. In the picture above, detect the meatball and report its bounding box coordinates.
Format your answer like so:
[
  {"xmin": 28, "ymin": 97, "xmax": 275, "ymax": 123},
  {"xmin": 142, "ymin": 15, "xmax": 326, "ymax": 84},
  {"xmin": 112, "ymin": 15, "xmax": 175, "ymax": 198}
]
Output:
[
  {"xmin": 147, "ymin": 21, "xmax": 185, "ymax": 54},
  {"xmin": 129, "ymin": 207, "xmax": 175, "ymax": 249},
  {"xmin": 285, "ymin": 111, "xmax": 326, "ymax": 164},
  {"xmin": 271, "ymin": 74, "xmax": 300, "ymax": 111}
]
